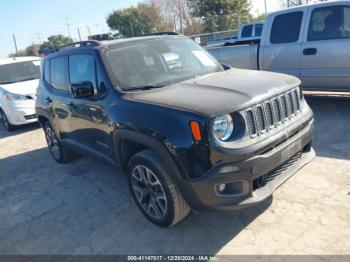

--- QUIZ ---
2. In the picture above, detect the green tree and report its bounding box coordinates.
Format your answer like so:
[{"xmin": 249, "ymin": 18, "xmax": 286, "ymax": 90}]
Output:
[
  {"xmin": 8, "ymin": 44, "xmax": 40, "ymax": 58},
  {"xmin": 106, "ymin": 3, "xmax": 163, "ymax": 37},
  {"xmin": 39, "ymin": 35, "xmax": 73, "ymax": 54},
  {"xmin": 188, "ymin": 0, "xmax": 252, "ymax": 32}
]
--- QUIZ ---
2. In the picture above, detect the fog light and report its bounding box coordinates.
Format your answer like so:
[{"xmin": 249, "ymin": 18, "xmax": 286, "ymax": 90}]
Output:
[
  {"xmin": 218, "ymin": 184, "xmax": 226, "ymax": 192},
  {"xmin": 15, "ymin": 116, "xmax": 20, "ymax": 121}
]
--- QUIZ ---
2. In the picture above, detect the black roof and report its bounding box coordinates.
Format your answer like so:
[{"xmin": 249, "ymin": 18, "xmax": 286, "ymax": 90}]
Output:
[{"xmin": 44, "ymin": 35, "xmax": 185, "ymax": 58}]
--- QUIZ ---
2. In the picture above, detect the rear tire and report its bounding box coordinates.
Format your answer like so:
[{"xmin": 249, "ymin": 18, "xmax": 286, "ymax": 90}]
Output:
[
  {"xmin": 0, "ymin": 109, "xmax": 15, "ymax": 131},
  {"xmin": 43, "ymin": 121, "xmax": 74, "ymax": 163},
  {"xmin": 127, "ymin": 149, "xmax": 190, "ymax": 227}
]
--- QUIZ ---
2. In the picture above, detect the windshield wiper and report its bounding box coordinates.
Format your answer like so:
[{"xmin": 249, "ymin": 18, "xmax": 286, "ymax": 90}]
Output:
[
  {"xmin": 124, "ymin": 85, "xmax": 165, "ymax": 91},
  {"xmin": 17, "ymin": 77, "xmax": 38, "ymax": 82},
  {"xmin": 0, "ymin": 81, "xmax": 15, "ymax": 84}
]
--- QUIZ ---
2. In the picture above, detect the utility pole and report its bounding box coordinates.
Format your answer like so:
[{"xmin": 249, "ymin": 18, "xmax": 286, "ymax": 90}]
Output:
[
  {"xmin": 264, "ymin": 0, "xmax": 268, "ymax": 15},
  {"xmin": 77, "ymin": 28, "xmax": 82, "ymax": 41},
  {"xmin": 86, "ymin": 25, "xmax": 91, "ymax": 36},
  {"xmin": 64, "ymin": 16, "xmax": 72, "ymax": 39},
  {"xmin": 35, "ymin": 33, "xmax": 42, "ymax": 43},
  {"xmin": 12, "ymin": 34, "xmax": 19, "ymax": 56}
]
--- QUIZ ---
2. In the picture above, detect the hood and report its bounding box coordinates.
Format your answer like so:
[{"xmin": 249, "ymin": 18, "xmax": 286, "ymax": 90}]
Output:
[
  {"xmin": 129, "ymin": 69, "xmax": 300, "ymax": 117},
  {"xmin": 0, "ymin": 79, "xmax": 39, "ymax": 96}
]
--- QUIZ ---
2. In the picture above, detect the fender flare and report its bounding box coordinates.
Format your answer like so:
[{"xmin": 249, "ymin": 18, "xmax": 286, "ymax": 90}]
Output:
[{"xmin": 112, "ymin": 129, "xmax": 198, "ymax": 207}]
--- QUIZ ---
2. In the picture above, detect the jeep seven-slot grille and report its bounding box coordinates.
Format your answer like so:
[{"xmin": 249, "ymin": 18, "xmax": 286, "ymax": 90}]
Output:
[{"xmin": 245, "ymin": 88, "xmax": 301, "ymax": 137}]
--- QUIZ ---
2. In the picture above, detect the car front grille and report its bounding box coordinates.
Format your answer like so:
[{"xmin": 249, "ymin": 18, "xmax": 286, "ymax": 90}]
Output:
[
  {"xmin": 253, "ymin": 150, "xmax": 303, "ymax": 190},
  {"xmin": 24, "ymin": 114, "xmax": 37, "ymax": 120},
  {"xmin": 244, "ymin": 88, "xmax": 301, "ymax": 137}
]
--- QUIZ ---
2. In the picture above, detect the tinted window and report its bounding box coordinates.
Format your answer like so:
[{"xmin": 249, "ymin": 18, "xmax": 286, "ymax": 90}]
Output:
[
  {"xmin": 270, "ymin": 11, "xmax": 303, "ymax": 44},
  {"xmin": 255, "ymin": 23, "xmax": 264, "ymax": 37},
  {"xmin": 69, "ymin": 54, "xmax": 96, "ymax": 86},
  {"xmin": 106, "ymin": 38, "xmax": 222, "ymax": 91},
  {"xmin": 44, "ymin": 60, "xmax": 50, "ymax": 83},
  {"xmin": 50, "ymin": 57, "xmax": 68, "ymax": 91},
  {"xmin": 308, "ymin": 6, "xmax": 350, "ymax": 41},
  {"xmin": 242, "ymin": 25, "xmax": 253, "ymax": 38}
]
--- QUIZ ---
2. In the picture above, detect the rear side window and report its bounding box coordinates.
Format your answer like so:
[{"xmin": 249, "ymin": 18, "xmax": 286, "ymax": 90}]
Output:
[
  {"xmin": 44, "ymin": 60, "xmax": 50, "ymax": 83},
  {"xmin": 270, "ymin": 11, "xmax": 303, "ymax": 44},
  {"xmin": 241, "ymin": 25, "xmax": 253, "ymax": 38},
  {"xmin": 255, "ymin": 24, "xmax": 263, "ymax": 37},
  {"xmin": 69, "ymin": 54, "xmax": 96, "ymax": 86},
  {"xmin": 308, "ymin": 6, "xmax": 350, "ymax": 41},
  {"xmin": 50, "ymin": 57, "xmax": 68, "ymax": 91}
]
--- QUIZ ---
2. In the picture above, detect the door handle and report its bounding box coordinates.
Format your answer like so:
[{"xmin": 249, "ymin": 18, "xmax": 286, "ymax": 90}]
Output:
[
  {"xmin": 303, "ymin": 48, "xmax": 317, "ymax": 56},
  {"xmin": 45, "ymin": 97, "xmax": 52, "ymax": 105}
]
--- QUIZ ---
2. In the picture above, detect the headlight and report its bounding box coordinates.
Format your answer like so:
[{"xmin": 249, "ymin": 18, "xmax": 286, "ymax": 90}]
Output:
[
  {"xmin": 3, "ymin": 92, "xmax": 28, "ymax": 101},
  {"xmin": 212, "ymin": 114, "xmax": 234, "ymax": 141}
]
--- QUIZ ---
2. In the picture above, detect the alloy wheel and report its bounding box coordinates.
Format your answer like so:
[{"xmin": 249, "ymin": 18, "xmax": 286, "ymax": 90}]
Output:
[
  {"xmin": 45, "ymin": 126, "xmax": 61, "ymax": 160},
  {"xmin": 131, "ymin": 165, "xmax": 168, "ymax": 220}
]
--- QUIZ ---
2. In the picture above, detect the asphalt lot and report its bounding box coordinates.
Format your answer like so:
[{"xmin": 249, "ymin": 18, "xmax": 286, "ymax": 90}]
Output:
[{"xmin": 0, "ymin": 95, "xmax": 349, "ymax": 255}]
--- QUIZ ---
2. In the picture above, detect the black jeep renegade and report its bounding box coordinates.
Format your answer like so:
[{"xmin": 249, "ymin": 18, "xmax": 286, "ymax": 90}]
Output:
[{"xmin": 36, "ymin": 36, "xmax": 315, "ymax": 227}]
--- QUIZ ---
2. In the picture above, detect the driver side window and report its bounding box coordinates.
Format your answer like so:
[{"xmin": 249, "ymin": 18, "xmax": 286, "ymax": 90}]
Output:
[{"xmin": 69, "ymin": 54, "xmax": 97, "ymax": 94}]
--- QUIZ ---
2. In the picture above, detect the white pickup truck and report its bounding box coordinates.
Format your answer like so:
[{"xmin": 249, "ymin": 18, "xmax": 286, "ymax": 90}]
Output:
[{"xmin": 207, "ymin": 0, "xmax": 350, "ymax": 91}]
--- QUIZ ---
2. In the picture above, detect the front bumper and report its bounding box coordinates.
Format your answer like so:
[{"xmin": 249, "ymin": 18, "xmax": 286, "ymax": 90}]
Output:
[
  {"xmin": 2, "ymin": 101, "xmax": 37, "ymax": 125},
  {"xmin": 180, "ymin": 113, "xmax": 315, "ymax": 211}
]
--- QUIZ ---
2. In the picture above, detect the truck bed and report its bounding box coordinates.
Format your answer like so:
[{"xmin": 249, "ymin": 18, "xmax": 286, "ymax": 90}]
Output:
[{"xmin": 206, "ymin": 44, "xmax": 259, "ymax": 70}]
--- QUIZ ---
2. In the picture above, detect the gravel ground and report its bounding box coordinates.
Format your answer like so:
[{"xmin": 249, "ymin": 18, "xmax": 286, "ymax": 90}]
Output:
[{"xmin": 0, "ymin": 95, "xmax": 349, "ymax": 255}]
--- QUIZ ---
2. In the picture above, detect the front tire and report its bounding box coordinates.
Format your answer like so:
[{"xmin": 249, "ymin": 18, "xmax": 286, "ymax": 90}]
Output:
[
  {"xmin": 0, "ymin": 109, "xmax": 15, "ymax": 131},
  {"xmin": 127, "ymin": 149, "xmax": 191, "ymax": 227},
  {"xmin": 43, "ymin": 121, "xmax": 74, "ymax": 163}
]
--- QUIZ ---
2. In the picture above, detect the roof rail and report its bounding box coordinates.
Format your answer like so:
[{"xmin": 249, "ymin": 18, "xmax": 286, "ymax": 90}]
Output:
[
  {"xmin": 142, "ymin": 32, "xmax": 180, "ymax": 36},
  {"xmin": 58, "ymin": 40, "xmax": 101, "ymax": 51}
]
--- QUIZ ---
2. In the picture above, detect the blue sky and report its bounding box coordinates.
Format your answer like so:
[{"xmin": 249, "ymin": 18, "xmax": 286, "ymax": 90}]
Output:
[
  {"xmin": 0, "ymin": 0, "xmax": 141, "ymax": 58},
  {"xmin": 0, "ymin": 0, "xmax": 282, "ymax": 58}
]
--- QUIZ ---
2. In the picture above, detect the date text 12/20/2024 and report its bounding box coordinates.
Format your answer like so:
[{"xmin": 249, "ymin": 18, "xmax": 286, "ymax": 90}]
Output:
[{"xmin": 127, "ymin": 256, "xmax": 215, "ymax": 261}]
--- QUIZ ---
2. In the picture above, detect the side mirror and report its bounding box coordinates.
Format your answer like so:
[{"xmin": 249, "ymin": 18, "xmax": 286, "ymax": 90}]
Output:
[
  {"xmin": 221, "ymin": 63, "xmax": 232, "ymax": 70},
  {"xmin": 70, "ymin": 81, "xmax": 94, "ymax": 98}
]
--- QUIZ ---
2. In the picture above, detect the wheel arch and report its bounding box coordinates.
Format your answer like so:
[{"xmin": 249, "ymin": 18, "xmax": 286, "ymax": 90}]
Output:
[
  {"xmin": 113, "ymin": 129, "xmax": 197, "ymax": 208},
  {"xmin": 113, "ymin": 130, "xmax": 176, "ymax": 172},
  {"xmin": 36, "ymin": 112, "xmax": 61, "ymax": 140}
]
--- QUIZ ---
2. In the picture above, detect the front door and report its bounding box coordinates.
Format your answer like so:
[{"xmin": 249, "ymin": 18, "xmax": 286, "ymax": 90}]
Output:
[
  {"xmin": 66, "ymin": 53, "xmax": 112, "ymax": 159},
  {"xmin": 301, "ymin": 4, "xmax": 350, "ymax": 91},
  {"xmin": 260, "ymin": 8, "xmax": 306, "ymax": 79}
]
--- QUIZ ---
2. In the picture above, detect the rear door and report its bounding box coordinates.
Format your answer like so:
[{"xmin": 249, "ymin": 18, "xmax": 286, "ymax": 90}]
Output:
[
  {"xmin": 301, "ymin": 3, "xmax": 350, "ymax": 91},
  {"xmin": 260, "ymin": 8, "xmax": 306, "ymax": 78},
  {"xmin": 44, "ymin": 56, "xmax": 72, "ymax": 139}
]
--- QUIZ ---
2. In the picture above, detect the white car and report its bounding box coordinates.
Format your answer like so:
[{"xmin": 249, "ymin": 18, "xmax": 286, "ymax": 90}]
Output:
[{"xmin": 0, "ymin": 56, "xmax": 41, "ymax": 131}]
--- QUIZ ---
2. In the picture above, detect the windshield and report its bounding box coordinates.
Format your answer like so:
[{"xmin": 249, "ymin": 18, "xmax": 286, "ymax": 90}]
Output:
[
  {"xmin": 106, "ymin": 38, "xmax": 223, "ymax": 91},
  {"xmin": 0, "ymin": 60, "xmax": 41, "ymax": 85}
]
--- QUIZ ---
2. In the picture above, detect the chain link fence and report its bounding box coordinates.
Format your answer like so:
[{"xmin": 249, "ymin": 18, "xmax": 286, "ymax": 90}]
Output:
[
  {"xmin": 189, "ymin": 30, "xmax": 239, "ymax": 46},
  {"xmin": 187, "ymin": 14, "xmax": 261, "ymax": 46}
]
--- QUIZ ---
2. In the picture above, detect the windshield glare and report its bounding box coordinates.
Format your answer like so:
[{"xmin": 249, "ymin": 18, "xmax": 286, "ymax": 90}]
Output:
[
  {"xmin": 0, "ymin": 60, "xmax": 40, "ymax": 85},
  {"xmin": 106, "ymin": 38, "xmax": 223, "ymax": 90}
]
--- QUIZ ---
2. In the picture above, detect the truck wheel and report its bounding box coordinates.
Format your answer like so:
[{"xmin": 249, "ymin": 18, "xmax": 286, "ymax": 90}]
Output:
[
  {"xmin": 127, "ymin": 149, "xmax": 190, "ymax": 227},
  {"xmin": 43, "ymin": 121, "xmax": 74, "ymax": 163},
  {"xmin": 0, "ymin": 109, "xmax": 14, "ymax": 131}
]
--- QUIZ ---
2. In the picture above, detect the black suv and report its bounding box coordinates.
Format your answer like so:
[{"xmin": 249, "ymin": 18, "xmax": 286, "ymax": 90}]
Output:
[{"xmin": 36, "ymin": 36, "xmax": 315, "ymax": 227}]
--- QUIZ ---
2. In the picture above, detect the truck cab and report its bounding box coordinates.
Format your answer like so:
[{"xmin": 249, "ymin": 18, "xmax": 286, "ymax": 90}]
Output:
[
  {"xmin": 207, "ymin": 0, "xmax": 350, "ymax": 92},
  {"xmin": 260, "ymin": 0, "xmax": 350, "ymax": 91}
]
